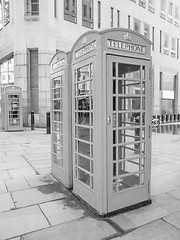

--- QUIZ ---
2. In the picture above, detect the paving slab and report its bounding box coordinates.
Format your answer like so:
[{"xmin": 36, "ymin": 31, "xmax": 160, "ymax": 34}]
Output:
[
  {"xmin": 168, "ymin": 187, "xmax": 180, "ymax": 200},
  {"xmin": 152, "ymin": 193, "xmax": 180, "ymax": 213},
  {"xmin": 9, "ymin": 167, "xmax": 37, "ymax": 178},
  {"xmin": 23, "ymin": 217, "xmax": 117, "ymax": 240},
  {"xmin": 0, "ymin": 169, "xmax": 11, "ymax": 180},
  {"xmin": 0, "ymin": 205, "xmax": 49, "ymax": 240},
  {"xmin": 25, "ymin": 174, "xmax": 57, "ymax": 188},
  {"xmin": 0, "ymin": 192, "xmax": 15, "ymax": 213},
  {"xmin": 39, "ymin": 198, "xmax": 85, "ymax": 226},
  {"xmin": 12, "ymin": 183, "xmax": 68, "ymax": 207},
  {"xmin": 164, "ymin": 211, "xmax": 180, "ymax": 230},
  {"xmin": 0, "ymin": 180, "xmax": 7, "ymax": 193},
  {"xmin": 112, "ymin": 219, "xmax": 180, "ymax": 240},
  {"xmin": 111, "ymin": 203, "xmax": 169, "ymax": 231},
  {"xmin": 0, "ymin": 161, "xmax": 30, "ymax": 170},
  {"xmin": 151, "ymin": 176, "xmax": 176, "ymax": 196},
  {"xmin": 2, "ymin": 156, "xmax": 25, "ymax": 162},
  {"xmin": 6, "ymin": 178, "xmax": 30, "ymax": 192}
]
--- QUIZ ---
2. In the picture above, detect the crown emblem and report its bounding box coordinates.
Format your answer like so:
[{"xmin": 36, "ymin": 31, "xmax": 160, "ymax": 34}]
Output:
[
  {"xmin": 124, "ymin": 32, "xmax": 131, "ymax": 41},
  {"xmin": 82, "ymin": 37, "xmax": 87, "ymax": 45}
]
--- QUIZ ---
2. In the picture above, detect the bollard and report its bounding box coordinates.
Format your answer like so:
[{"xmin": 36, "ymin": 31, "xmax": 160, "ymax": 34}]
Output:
[
  {"xmin": 31, "ymin": 110, "xmax": 35, "ymax": 130},
  {"xmin": 170, "ymin": 114, "xmax": 172, "ymax": 123},
  {"xmin": 161, "ymin": 115, "xmax": 164, "ymax": 123},
  {"xmin": 46, "ymin": 112, "xmax": 51, "ymax": 134}
]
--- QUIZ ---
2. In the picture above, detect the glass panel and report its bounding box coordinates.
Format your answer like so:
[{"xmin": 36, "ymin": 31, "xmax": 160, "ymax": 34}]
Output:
[
  {"xmin": 78, "ymin": 155, "xmax": 90, "ymax": 172},
  {"xmin": 118, "ymin": 144, "xmax": 140, "ymax": 159},
  {"xmin": 118, "ymin": 159, "xmax": 140, "ymax": 175},
  {"xmin": 118, "ymin": 63, "xmax": 141, "ymax": 79},
  {"xmin": 118, "ymin": 97, "xmax": 141, "ymax": 111},
  {"xmin": 118, "ymin": 128, "xmax": 141, "ymax": 144},
  {"xmin": 78, "ymin": 168, "xmax": 90, "ymax": 186},
  {"xmin": 77, "ymin": 65, "xmax": 90, "ymax": 82},
  {"xmin": 77, "ymin": 141, "xmax": 90, "ymax": 157},
  {"xmin": 75, "ymin": 112, "xmax": 90, "ymax": 126},
  {"xmin": 113, "ymin": 178, "xmax": 117, "ymax": 193},
  {"xmin": 118, "ymin": 80, "xmax": 142, "ymax": 95},
  {"xmin": 76, "ymin": 126, "xmax": 90, "ymax": 141},
  {"xmin": 77, "ymin": 81, "xmax": 90, "ymax": 95},
  {"xmin": 53, "ymin": 78, "xmax": 61, "ymax": 88},
  {"xmin": 113, "ymin": 62, "xmax": 116, "ymax": 77},
  {"xmin": 118, "ymin": 112, "xmax": 141, "ymax": 127},
  {"xmin": 118, "ymin": 174, "xmax": 140, "ymax": 191},
  {"xmin": 113, "ymin": 79, "xmax": 116, "ymax": 94},
  {"xmin": 77, "ymin": 97, "xmax": 90, "ymax": 111}
]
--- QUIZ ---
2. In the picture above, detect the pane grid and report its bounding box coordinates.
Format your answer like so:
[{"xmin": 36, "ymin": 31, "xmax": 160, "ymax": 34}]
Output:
[
  {"xmin": 52, "ymin": 74, "xmax": 64, "ymax": 169},
  {"xmin": 112, "ymin": 62, "xmax": 146, "ymax": 193},
  {"xmin": 74, "ymin": 63, "xmax": 94, "ymax": 189},
  {"xmin": 8, "ymin": 95, "xmax": 20, "ymax": 126}
]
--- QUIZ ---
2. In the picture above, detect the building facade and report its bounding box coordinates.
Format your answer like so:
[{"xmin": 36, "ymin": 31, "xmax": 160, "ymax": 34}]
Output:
[{"xmin": 0, "ymin": 0, "xmax": 180, "ymax": 126}]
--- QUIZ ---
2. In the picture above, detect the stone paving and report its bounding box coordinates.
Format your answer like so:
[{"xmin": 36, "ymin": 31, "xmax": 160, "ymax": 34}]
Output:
[{"xmin": 0, "ymin": 127, "xmax": 180, "ymax": 239}]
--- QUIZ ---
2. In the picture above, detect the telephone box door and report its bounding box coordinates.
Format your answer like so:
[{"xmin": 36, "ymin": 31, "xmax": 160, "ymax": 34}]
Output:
[{"xmin": 107, "ymin": 55, "xmax": 151, "ymax": 212}]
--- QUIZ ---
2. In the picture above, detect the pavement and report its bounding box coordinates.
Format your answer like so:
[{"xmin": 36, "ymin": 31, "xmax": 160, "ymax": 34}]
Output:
[{"xmin": 0, "ymin": 126, "xmax": 180, "ymax": 239}]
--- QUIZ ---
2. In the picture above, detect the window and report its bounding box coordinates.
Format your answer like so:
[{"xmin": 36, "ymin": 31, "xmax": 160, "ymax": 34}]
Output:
[
  {"xmin": 0, "ymin": 0, "xmax": 3, "ymax": 30},
  {"xmin": 4, "ymin": 0, "xmax": 10, "ymax": 25},
  {"xmin": 152, "ymin": 26, "xmax": 155, "ymax": 51},
  {"xmin": 175, "ymin": 6, "xmax": 179, "ymax": 26},
  {"xmin": 64, "ymin": 0, "xmax": 77, "ymax": 23},
  {"xmin": 134, "ymin": 18, "xmax": 141, "ymax": 33},
  {"xmin": 98, "ymin": 1, "xmax": 101, "ymax": 28},
  {"xmin": 110, "ymin": 7, "xmax": 113, "ymax": 27},
  {"xmin": 26, "ymin": 0, "xmax": 39, "ymax": 16},
  {"xmin": 0, "ymin": 0, "xmax": 10, "ymax": 29},
  {"xmin": 171, "ymin": 37, "xmax": 175, "ymax": 57},
  {"xmin": 148, "ymin": 0, "xmax": 155, "ymax": 13},
  {"xmin": 54, "ymin": 0, "xmax": 57, "ymax": 18},
  {"xmin": 164, "ymin": 33, "xmax": 169, "ymax": 55},
  {"xmin": 128, "ymin": 15, "xmax": 130, "ymax": 29},
  {"xmin": 139, "ymin": 0, "xmax": 146, "ymax": 8},
  {"xmin": 160, "ymin": 0, "xmax": 166, "ymax": 19},
  {"xmin": 144, "ymin": 23, "xmax": 150, "ymax": 39},
  {"xmin": 177, "ymin": 38, "xmax": 179, "ymax": 59},
  {"xmin": 0, "ymin": 57, "xmax": 14, "ymax": 87},
  {"xmin": 168, "ymin": 1, "xmax": 173, "ymax": 23},
  {"xmin": 117, "ymin": 10, "xmax": 120, "ymax": 27},
  {"xmin": 82, "ymin": 0, "xmax": 93, "ymax": 29},
  {"xmin": 160, "ymin": 30, "xmax": 162, "ymax": 53}
]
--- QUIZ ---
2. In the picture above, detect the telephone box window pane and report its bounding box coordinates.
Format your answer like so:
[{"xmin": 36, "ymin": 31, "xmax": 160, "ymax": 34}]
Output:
[
  {"xmin": 113, "ymin": 80, "xmax": 116, "ymax": 94},
  {"xmin": 113, "ymin": 179, "xmax": 117, "ymax": 193},
  {"xmin": 118, "ymin": 159, "xmax": 140, "ymax": 175},
  {"xmin": 78, "ymin": 168, "xmax": 90, "ymax": 186},
  {"xmin": 78, "ymin": 141, "xmax": 90, "ymax": 157},
  {"xmin": 77, "ymin": 65, "xmax": 90, "ymax": 82},
  {"xmin": 77, "ymin": 81, "xmax": 90, "ymax": 95},
  {"xmin": 113, "ymin": 147, "xmax": 116, "ymax": 160},
  {"xmin": 118, "ymin": 63, "xmax": 141, "ymax": 79},
  {"xmin": 76, "ymin": 126, "xmax": 90, "ymax": 141},
  {"xmin": 119, "ymin": 97, "xmax": 141, "ymax": 111},
  {"xmin": 118, "ymin": 174, "xmax": 140, "ymax": 191},
  {"xmin": 76, "ymin": 112, "xmax": 90, "ymax": 126},
  {"xmin": 113, "ymin": 62, "xmax": 116, "ymax": 77},
  {"xmin": 78, "ymin": 155, "xmax": 90, "ymax": 172},
  {"xmin": 77, "ymin": 97, "xmax": 90, "ymax": 111},
  {"xmin": 113, "ymin": 163, "xmax": 117, "ymax": 177},
  {"xmin": 118, "ymin": 80, "xmax": 142, "ymax": 95}
]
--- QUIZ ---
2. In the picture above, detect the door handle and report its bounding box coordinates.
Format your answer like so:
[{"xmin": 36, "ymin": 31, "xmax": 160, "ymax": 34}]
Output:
[{"xmin": 107, "ymin": 116, "xmax": 111, "ymax": 125}]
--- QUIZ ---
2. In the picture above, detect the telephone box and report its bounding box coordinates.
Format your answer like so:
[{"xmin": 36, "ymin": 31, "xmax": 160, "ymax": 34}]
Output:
[
  {"xmin": 1, "ymin": 85, "xmax": 23, "ymax": 131},
  {"xmin": 50, "ymin": 51, "xmax": 72, "ymax": 188},
  {"xmin": 71, "ymin": 28, "xmax": 152, "ymax": 215}
]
